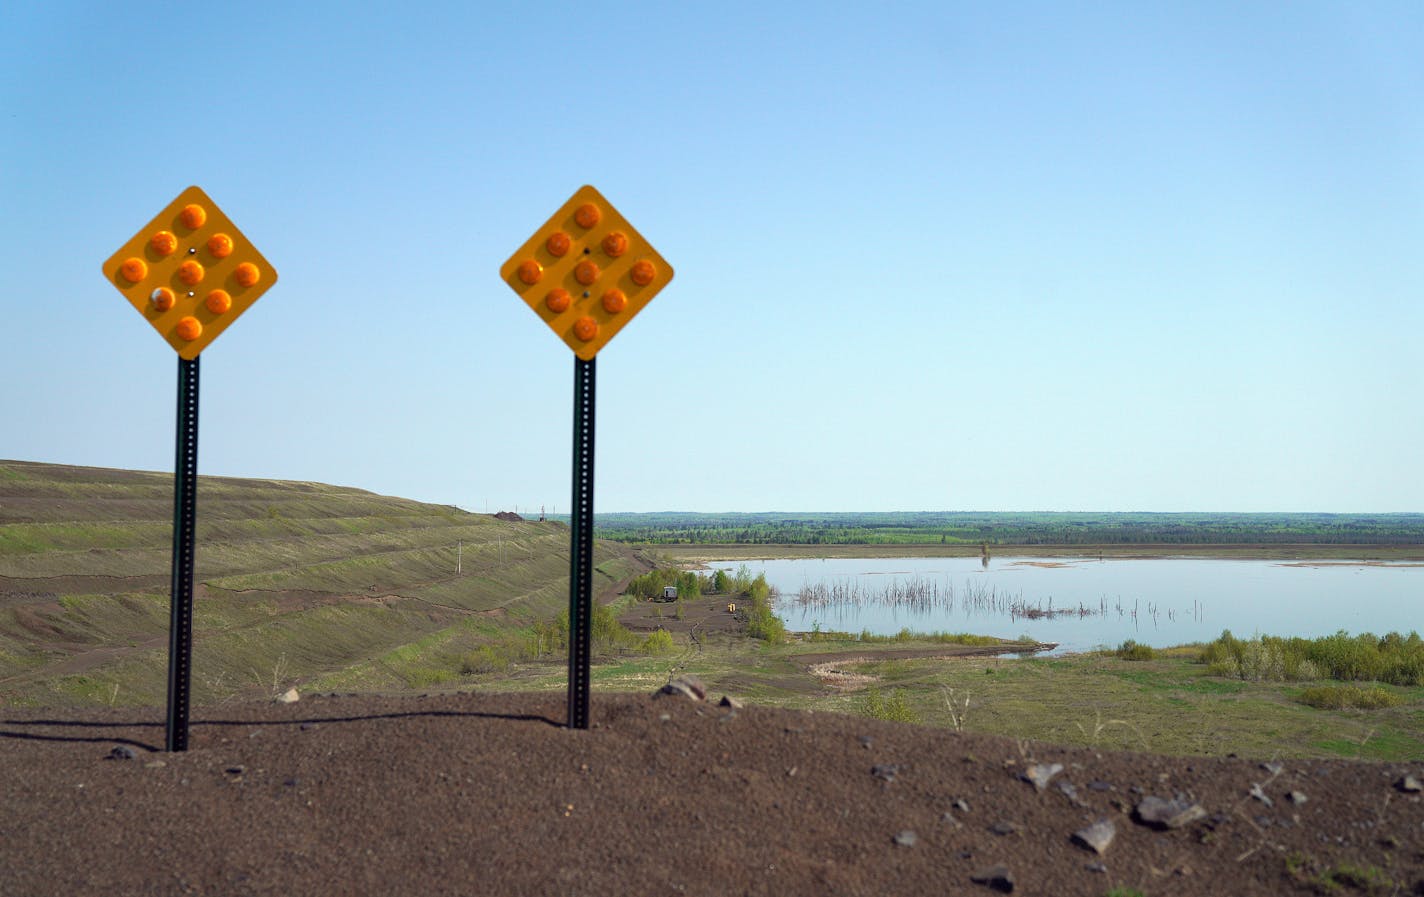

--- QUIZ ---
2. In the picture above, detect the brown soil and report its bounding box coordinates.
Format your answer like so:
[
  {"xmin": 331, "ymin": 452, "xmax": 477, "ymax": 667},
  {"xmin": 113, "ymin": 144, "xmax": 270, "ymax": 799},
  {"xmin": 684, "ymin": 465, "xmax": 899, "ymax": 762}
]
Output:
[
  {"xmin": 620, "ymin": 595, "xmax": 750, "ymax": 637},
  {"xmin": 3, "ymin": 692, "xmax": 1420, "ymax": 896}
]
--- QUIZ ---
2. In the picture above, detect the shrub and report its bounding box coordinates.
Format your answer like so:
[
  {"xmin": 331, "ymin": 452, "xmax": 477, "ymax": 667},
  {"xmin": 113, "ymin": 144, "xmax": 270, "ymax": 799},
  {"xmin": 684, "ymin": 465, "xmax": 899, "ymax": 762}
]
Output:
[
  {"xmin": 1297, "ymin": 684, "xmax": 1402, "ymax": 710},
  {"xmin": 640, "ymin": 629, "xmax": 676, "ymax": 655},
  {"xmin": 1116, "ymin": 640, "xmax": 1155, "ymax": 661},
  {"xmin": 861, "ymin": 688, "xmax": 919, "ymax": 723}
]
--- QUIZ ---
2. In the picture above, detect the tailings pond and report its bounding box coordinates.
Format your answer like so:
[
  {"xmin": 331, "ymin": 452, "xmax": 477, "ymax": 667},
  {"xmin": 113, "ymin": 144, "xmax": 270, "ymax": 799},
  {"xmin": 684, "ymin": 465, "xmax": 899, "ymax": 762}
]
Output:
[{"xmin": 703, "ymin": 556, "xmax": 1424, "ymax": 653}]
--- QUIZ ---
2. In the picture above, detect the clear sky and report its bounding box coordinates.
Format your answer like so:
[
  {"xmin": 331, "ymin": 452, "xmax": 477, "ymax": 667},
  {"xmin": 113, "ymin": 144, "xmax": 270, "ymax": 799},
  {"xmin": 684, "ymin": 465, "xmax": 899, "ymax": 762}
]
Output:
[{"xmin": 3, "ymin": 2, "xmax": 1421, "ymax": 513}]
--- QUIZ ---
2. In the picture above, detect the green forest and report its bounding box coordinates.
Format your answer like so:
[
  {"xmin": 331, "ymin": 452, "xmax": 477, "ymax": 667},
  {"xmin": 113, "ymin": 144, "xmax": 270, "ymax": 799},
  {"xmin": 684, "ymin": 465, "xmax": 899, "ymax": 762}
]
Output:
[{"xmin": 578, "ymin": 511, "xmax": 1424, "ymax": 546}]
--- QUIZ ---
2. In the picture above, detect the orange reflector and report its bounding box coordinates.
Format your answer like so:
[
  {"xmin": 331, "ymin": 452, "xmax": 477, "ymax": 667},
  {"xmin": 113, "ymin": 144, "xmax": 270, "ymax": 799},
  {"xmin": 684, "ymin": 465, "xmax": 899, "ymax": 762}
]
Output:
[
  {"xmin": 574, "ymin": 260, "xmax": 600, "ymax": 285},
  {"xmin": 546, "ymin": 231, "xmax": 571, "ymax": 257},
  {"xmin": 205, "ymin": 289, "xmax": 232, "ymax": 314},
  {"xmin": 177, "ymin": 260, "xmax": 205, "ymax": 285},
  {"xmin": 150, "ymin": 231, "xmax": 178, "ymax": 256},
  {"xmin": 179, "ymin": 204, "xmax": 207, "ymax": 229},
  {"xmin": 601, "ymin": 232, "xmax": 628, "ymax": 258},
  {"xmin": 574, "ymin": 316, "xmax": 599, "ymax": 342},
  {"xmin": 207, "ymin": 233, "xmax": 234, "ymax": 258},
  {"xmin": 601, "ymin": 288, "xmax": 627, "ymax": 314},
  {"xmin": 150, "ymin": 287, "xmax": 176, "ymax": 311},
  {"xmin": 630, "ymin": 259, "xmax": 657, "ymax": 286},
  {"xmin": 234, "ymin": 262, "xmax": 261, "ymax": 287},
  {"xmin": 517, "ymin": 259, "xmax": 543, "ymax": 285},
  {"xmin": 574, "ymin": 203, "xmax": 601, "ymax": 229},
  {"xmin": 546, "ymin": 288, "xmax": 572, "ymax": 313},
  {"xmin": 176, "ymin": 316, "xmax": 202, "ymax": 341},
  {"xmin": 120, "ymin": 257, "xmax": 148, "ymax": 283}
]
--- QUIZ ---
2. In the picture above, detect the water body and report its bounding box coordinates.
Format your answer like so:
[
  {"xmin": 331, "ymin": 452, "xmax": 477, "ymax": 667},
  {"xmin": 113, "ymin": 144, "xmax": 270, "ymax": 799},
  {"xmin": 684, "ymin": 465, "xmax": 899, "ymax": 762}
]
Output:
[{"xmin": 704, "ymin": 556, "xmax": 1424, "ymax": 654}]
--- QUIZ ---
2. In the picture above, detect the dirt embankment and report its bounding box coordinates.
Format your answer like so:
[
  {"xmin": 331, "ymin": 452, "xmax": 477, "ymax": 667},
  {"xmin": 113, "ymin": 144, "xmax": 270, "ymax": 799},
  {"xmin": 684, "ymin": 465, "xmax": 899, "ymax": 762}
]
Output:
[{"xmin": 3, "ymin": 691, "xmax": 1419, "ymax": 896}]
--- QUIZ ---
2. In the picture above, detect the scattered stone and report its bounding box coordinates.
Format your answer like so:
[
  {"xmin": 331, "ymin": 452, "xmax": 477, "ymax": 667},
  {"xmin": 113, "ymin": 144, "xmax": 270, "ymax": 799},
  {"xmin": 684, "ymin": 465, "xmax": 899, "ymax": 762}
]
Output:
[
  {"xmin": 284, "ymin": 777, "xmax": 299, "ymax": 787},
  {"xmin": 1135, "ymin": 796, "xmax": 1207, "ymax": 830},
  {"xmin": 1088, "ymin": 780, "xmax": 1113, "ymax": 792},
  {"xmin": 941, "ymin": 811, "xmax": 962, "ymax": 828},
  {"xmin": 274, "ymin": 687, "xmax": 300, "ymax": 704},
  {"xmin": 225, "ymin": 765, "xmax": 246, "ymax": 776},
  {"xmin": 1056, "ymin": 780, "xmax": 1082, "ymax": 804},
  {"xmin": 1397, "ymin": 775, "xmax": 1422, "ymax": 793},
  {"xmin": 1261, "ymin": 761, "xmax": 1284, "ymax": 777},
  {"xmin": 953, "ymin": 798, "xmax": 971, "ymax": 813},
  {"xmin": 893, "ymin": 830, "xmax": 918, "ymax": 847},
  {"xmin": 1072, "ymin": 819, "xmax": 1117, "ymax": 855},
  {"xmin": 718, "ymin": 695, "xmax": 742, "ymax": 709},
  {"xmin": 858, "ymin": 736, "xmax": 873, "ymax": 749},
  {"xmin": 299, "ymin": 722, "xmax": 317, "ymax": 732},
  {"xmin": 144, "ymin": 760, "xmax": 166, "ymax": 769},
  {"xmin": 107, "ymin": 745, "xmax": 136, "ymax": 761},
  {"xmin": 1289, "ymin": 791, "xmax": 1308, "ymax": 805},
  {"xmin": 1085, "ymin": 862, "xmax": 1107, "ymax": 874},
  {"xmin": 1249, "ymin": 783, "xmax": 1274, "ymax": 807},
  {"xmin": 1022, "ymin": 762, "xmax": 1063, "ymax": 792},
  {"xmin": 657, "ymin": 678, "xmax": 705, "ymax": 701},
  {"xmin": 988, "ymin": 821, "xmax": 1019, "ymax": 836},
  {"xmin": 871, "ymin": 764, "xmax": 901, "ymax": 783},
  {"xmin": 658, "ymin": 713, "xmax": 671, "ymax": 722},
  {"xmin": 970, "ymin": 865, "xmax": 1015, "ymax": 893}
]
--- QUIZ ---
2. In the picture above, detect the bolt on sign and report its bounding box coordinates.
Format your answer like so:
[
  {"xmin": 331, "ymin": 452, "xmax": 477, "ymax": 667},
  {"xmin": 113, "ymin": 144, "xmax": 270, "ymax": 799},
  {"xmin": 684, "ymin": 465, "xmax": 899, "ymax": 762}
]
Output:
[
  {"xmin": 102, "ymin": 185, "xmax": 279, "ymax": 359},
  {"xmin": 500, "ymin": 184, "xmax": 674, "ymax": 360}
]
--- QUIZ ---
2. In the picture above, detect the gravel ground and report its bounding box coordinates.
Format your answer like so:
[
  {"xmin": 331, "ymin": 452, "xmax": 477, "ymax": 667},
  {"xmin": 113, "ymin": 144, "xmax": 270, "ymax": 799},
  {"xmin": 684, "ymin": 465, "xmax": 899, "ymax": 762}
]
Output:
[{"xmin": 3, "ymin": 690, "xmax": 1421, "ymax": 896}]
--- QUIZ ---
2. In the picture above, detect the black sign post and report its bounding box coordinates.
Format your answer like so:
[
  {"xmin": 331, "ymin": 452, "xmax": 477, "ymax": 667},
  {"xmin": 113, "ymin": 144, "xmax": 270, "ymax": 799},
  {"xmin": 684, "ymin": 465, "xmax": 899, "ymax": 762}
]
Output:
[
  {"xmin": 166, "ymin": 356, "xmax": 200, "ymax": 751},
  {"xmin": 567, "ymin": 356, "xmax": 596, "ymax": 728}
]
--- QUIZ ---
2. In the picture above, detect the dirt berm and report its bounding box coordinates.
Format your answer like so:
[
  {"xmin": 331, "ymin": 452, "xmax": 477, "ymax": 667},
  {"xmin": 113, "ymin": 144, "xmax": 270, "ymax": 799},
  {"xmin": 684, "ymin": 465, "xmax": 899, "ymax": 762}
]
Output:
[{"xmin": 2, "ymin": 691, "xmax": 1420, "ymax": 896}]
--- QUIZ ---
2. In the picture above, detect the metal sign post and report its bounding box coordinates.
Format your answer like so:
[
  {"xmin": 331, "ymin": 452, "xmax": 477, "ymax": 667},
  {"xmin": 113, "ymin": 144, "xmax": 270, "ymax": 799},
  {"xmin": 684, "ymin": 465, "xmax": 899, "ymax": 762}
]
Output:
[
  {"xmin": 103, "ymin": 186, "xmax": 278, "ymax": 750},
  {"xmin": 501, "ymin": 185, "xmax": 674, "ymax": 728}
]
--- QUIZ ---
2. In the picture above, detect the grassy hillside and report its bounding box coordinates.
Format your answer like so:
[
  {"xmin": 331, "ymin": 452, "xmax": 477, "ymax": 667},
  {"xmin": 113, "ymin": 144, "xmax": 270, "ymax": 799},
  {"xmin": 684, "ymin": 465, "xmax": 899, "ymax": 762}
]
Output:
[{"xmin": 0, "ymin": 460, "xmax": 650, "ymax": 707}]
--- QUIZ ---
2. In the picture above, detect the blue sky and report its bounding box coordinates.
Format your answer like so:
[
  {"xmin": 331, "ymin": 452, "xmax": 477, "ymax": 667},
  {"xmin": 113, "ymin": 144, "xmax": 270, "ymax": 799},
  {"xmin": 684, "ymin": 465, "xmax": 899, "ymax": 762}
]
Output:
[{"xmin": 3, "ymin": 2, "xmax": 1421, "ymax": 512}]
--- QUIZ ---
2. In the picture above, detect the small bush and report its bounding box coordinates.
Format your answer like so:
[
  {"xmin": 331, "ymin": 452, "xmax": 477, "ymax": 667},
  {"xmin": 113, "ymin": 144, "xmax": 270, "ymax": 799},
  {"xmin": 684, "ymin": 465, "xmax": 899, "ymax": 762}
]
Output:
[
  {"xmin": 1116, "ymin": 640, "xmax": 1155, "ymax": 661},
  {"xmin": 1297, "ymin": 684, "xmax": 1402, "ymax": 710},
  {"xmin": 860, "ymin": 688, "xmax": 919, "ymax": 723},
  {"xmin": 640, "ymin": 629, "xmax": 676, "ymax": 655}
]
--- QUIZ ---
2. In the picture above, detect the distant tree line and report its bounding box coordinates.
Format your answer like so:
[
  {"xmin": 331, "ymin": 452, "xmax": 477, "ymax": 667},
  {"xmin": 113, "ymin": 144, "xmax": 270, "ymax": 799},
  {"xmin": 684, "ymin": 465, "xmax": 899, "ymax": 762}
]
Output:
[{"xmin": 577, "ymin": 511, "xmax": 1424, "ymax": 546}]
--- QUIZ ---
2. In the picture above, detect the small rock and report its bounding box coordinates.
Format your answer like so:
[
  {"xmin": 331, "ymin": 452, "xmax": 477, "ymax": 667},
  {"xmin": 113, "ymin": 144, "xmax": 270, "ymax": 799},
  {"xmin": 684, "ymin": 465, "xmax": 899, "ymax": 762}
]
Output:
[
  {"xmin": 858, "ymin": 736, "xmax": 873, "ymax": 749},
  {"xmin": 1261, "ymin": 761, "xmax": 1284, "ymax": 777},
  {"xmin": 989, "ymin": 821, "xmax": 1019, "ymax": 836},
  {"xmin": 225, "ymin": 765, "xmax": 246, "ymax": 776},
  {"xmin": 299, "ymin": 722, "xmax": 317, "ymax": 732},
  {"xmin": 970, "ymin": 865, "xmax": 1015, "ymax": 893},
  {"xmin": 144, "ymin": 760, "xmax": 166, "ymax": 769},
  {"xmin": 1088, "ymin": 781, "xmax": 1113, "ymax": 792},
  {"xmin": 657, "ymin": 678, "xmax": 704, "ymax": 701},
  {"xmin": 953, "ymin": 798, "xmax": 971, "ymax": 813},
  {"xmin": 1022, "ymin": 762, "xmax": 1064, "ymax": 792},
  {"xmin": 893, "ymin": 830, "xmax": 918, "ymax": 847},
  {"xmin": 871, "ymin": 764, "xmax": 901, "ymax": 783},
  {"xmin": 1249, "ymin": 783, "xmax": 1274, "ymax": 807},
  {"xmin": 283, "ymin": 778, "xmax": 299, "ymax": 787},
  {"xmin": 1085, "ymin": 862, "xmax": 1107, "ymax": 874},
  {"xmin": 1072, "ymin": 819, "xmax": 1117, "ymax": 855},
  {"xmin": 1057, "ymin": 780, "xmax": 1082, "ymax": 804},
  {"xmin": 941, "ymin": 811, "xmax": 962, "ymax": 828},
  {"xmin": 1135, "ymin": 796, "xmax": 1207, "ymax": 830},
  {"xmin": 1289, "ymin": 791, "xmax": 1308, "ymax": 805},
  {"xmin": 718, "ymin": 695, "xmax": 742, "ymax": 709},
  {"xmin": 274, "ymin": 687, "xmax": 300, "ymax": 704},
  {"xmin": 1397, "ymin": 775, "xmax": 1421, "ymax": 793},
  {"xmin": 107, "ymin": 745, "xmax": 136, "ymax": 761}
]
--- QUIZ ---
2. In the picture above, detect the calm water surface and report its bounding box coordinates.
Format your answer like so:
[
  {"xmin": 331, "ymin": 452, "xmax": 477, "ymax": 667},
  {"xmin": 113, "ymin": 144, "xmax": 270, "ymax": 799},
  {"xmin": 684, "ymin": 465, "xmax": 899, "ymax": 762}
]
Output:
[{"xmin": 704, "ymin": 556, "xmax": 1424, "ymax": 653}]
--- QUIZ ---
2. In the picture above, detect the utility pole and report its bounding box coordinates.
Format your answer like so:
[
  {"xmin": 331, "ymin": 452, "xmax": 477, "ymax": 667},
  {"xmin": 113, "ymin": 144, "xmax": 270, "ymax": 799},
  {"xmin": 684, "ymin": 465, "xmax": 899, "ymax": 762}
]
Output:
[{"xmin": 457, "ymin": 540, "xmax": 462, "ymax": 574}]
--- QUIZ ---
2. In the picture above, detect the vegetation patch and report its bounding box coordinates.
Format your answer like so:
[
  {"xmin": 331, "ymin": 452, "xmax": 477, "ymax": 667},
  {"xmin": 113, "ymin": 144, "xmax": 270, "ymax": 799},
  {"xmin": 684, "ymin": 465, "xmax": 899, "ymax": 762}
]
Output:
[
  {"xmin": 1199, "ymin": 629, "xmax": 1424, "ymax": 685},
  {"xmin": 1296, "ymin": 684, "xmax": 1403, "ymax": 710}
]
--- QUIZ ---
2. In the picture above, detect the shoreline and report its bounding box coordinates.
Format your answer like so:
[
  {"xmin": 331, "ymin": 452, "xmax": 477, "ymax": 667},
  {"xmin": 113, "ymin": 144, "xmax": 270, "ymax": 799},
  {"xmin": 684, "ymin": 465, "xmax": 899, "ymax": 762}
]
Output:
[{"xmin": 640, "ymin": 541, "xmax": 1424, "ymax": 563}]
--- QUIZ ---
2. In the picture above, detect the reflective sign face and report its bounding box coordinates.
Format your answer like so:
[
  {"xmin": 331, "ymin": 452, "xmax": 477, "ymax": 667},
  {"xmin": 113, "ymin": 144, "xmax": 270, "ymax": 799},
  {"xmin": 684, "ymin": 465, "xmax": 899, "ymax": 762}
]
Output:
[
  {"xmin": 500, "ymin": 185, "xmax": 673, "ymax": 360},
  {"xmin": 103, "ymin": 186, "xmax": 278, "ymax": 359}
]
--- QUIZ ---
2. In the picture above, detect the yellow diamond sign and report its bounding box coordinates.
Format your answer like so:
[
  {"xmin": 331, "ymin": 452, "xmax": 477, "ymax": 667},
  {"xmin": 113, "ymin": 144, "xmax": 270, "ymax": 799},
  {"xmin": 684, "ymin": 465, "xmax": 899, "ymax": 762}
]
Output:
[
  {"xmin": 103, "ymin": 186, "xmax": 278, "ymax": 360},
  {"xmin": 500, "ymin": 185, "xmax": 673, "ymax": 360}
]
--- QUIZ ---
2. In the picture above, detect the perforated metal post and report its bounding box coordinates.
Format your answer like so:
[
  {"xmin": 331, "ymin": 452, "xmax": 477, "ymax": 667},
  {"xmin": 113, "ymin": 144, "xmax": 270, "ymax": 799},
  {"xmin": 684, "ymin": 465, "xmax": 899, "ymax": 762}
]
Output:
[
  {"xmin": 166, "ymin": 356, "xmax": 200, "ymax": 752},
  {"xmin": 567, "ymin": 356, "xmax": 596, "ymax": 729}
]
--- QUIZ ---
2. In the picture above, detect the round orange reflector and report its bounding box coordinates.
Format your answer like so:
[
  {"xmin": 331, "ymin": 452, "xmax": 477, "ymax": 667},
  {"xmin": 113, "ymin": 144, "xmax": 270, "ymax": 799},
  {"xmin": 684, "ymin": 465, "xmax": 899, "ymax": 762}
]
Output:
[
  {"xmin": 517, "ymin": 259, "xmax": 543, "ymax": 285},
  {"xmin": 574, "ymin": 316, "xmax": 599, "ymax": 342},
  {"xmin": 150, "ymin": 287, "xmax": 176, "ymax": 311},
  {"xmin": 207, "ymin": 233, "xmax": 234, "ymax": 258},
  {"xmin": 630, "ymin": 259, "xmax": 657, "ymax": 286},
  {"xmin": 601, "ymin": 232, "xmax": 628, "ymax": 258},
  {"xmin": 179, "ymin": 204, "xmax": 207, "ymax": 229},
  {"xmin": 176, "ymin": 316, "xmax": 203, "ymax": 341},
  {"xmin": 574, "ymin": 260, "xmax": 600, "ymax": 285},
  {"xmin": 150, "ymin": 231, "xmax": 179, "ymax": 256},
  {"xmin": 574, "ymin": 203, "xmax": 601, "ymax": 229},
  {"xmin": 546, "ymin": 231, "xmax": 571, "ymax": 257},
  {"xmin": 119, "ymin": 257, "xmax": 148, "ymax": 282},
  {"xmin": 234, "ymin": 262, "xmax": 261, "ymax": 287},
  {"xmin": 546, "ymin": 288, "xmax": 572, "ymax": 313},
  {"xmin": 177, "ymin": 260, "xmax": 205, "ymax": 285},
  {"xmin": 601, "ymin": 288, "xmax": 627, "ymax": 314},
  {"xmin": 205, "ymin": 289, "xmax": 232, "ymax": 314}
]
